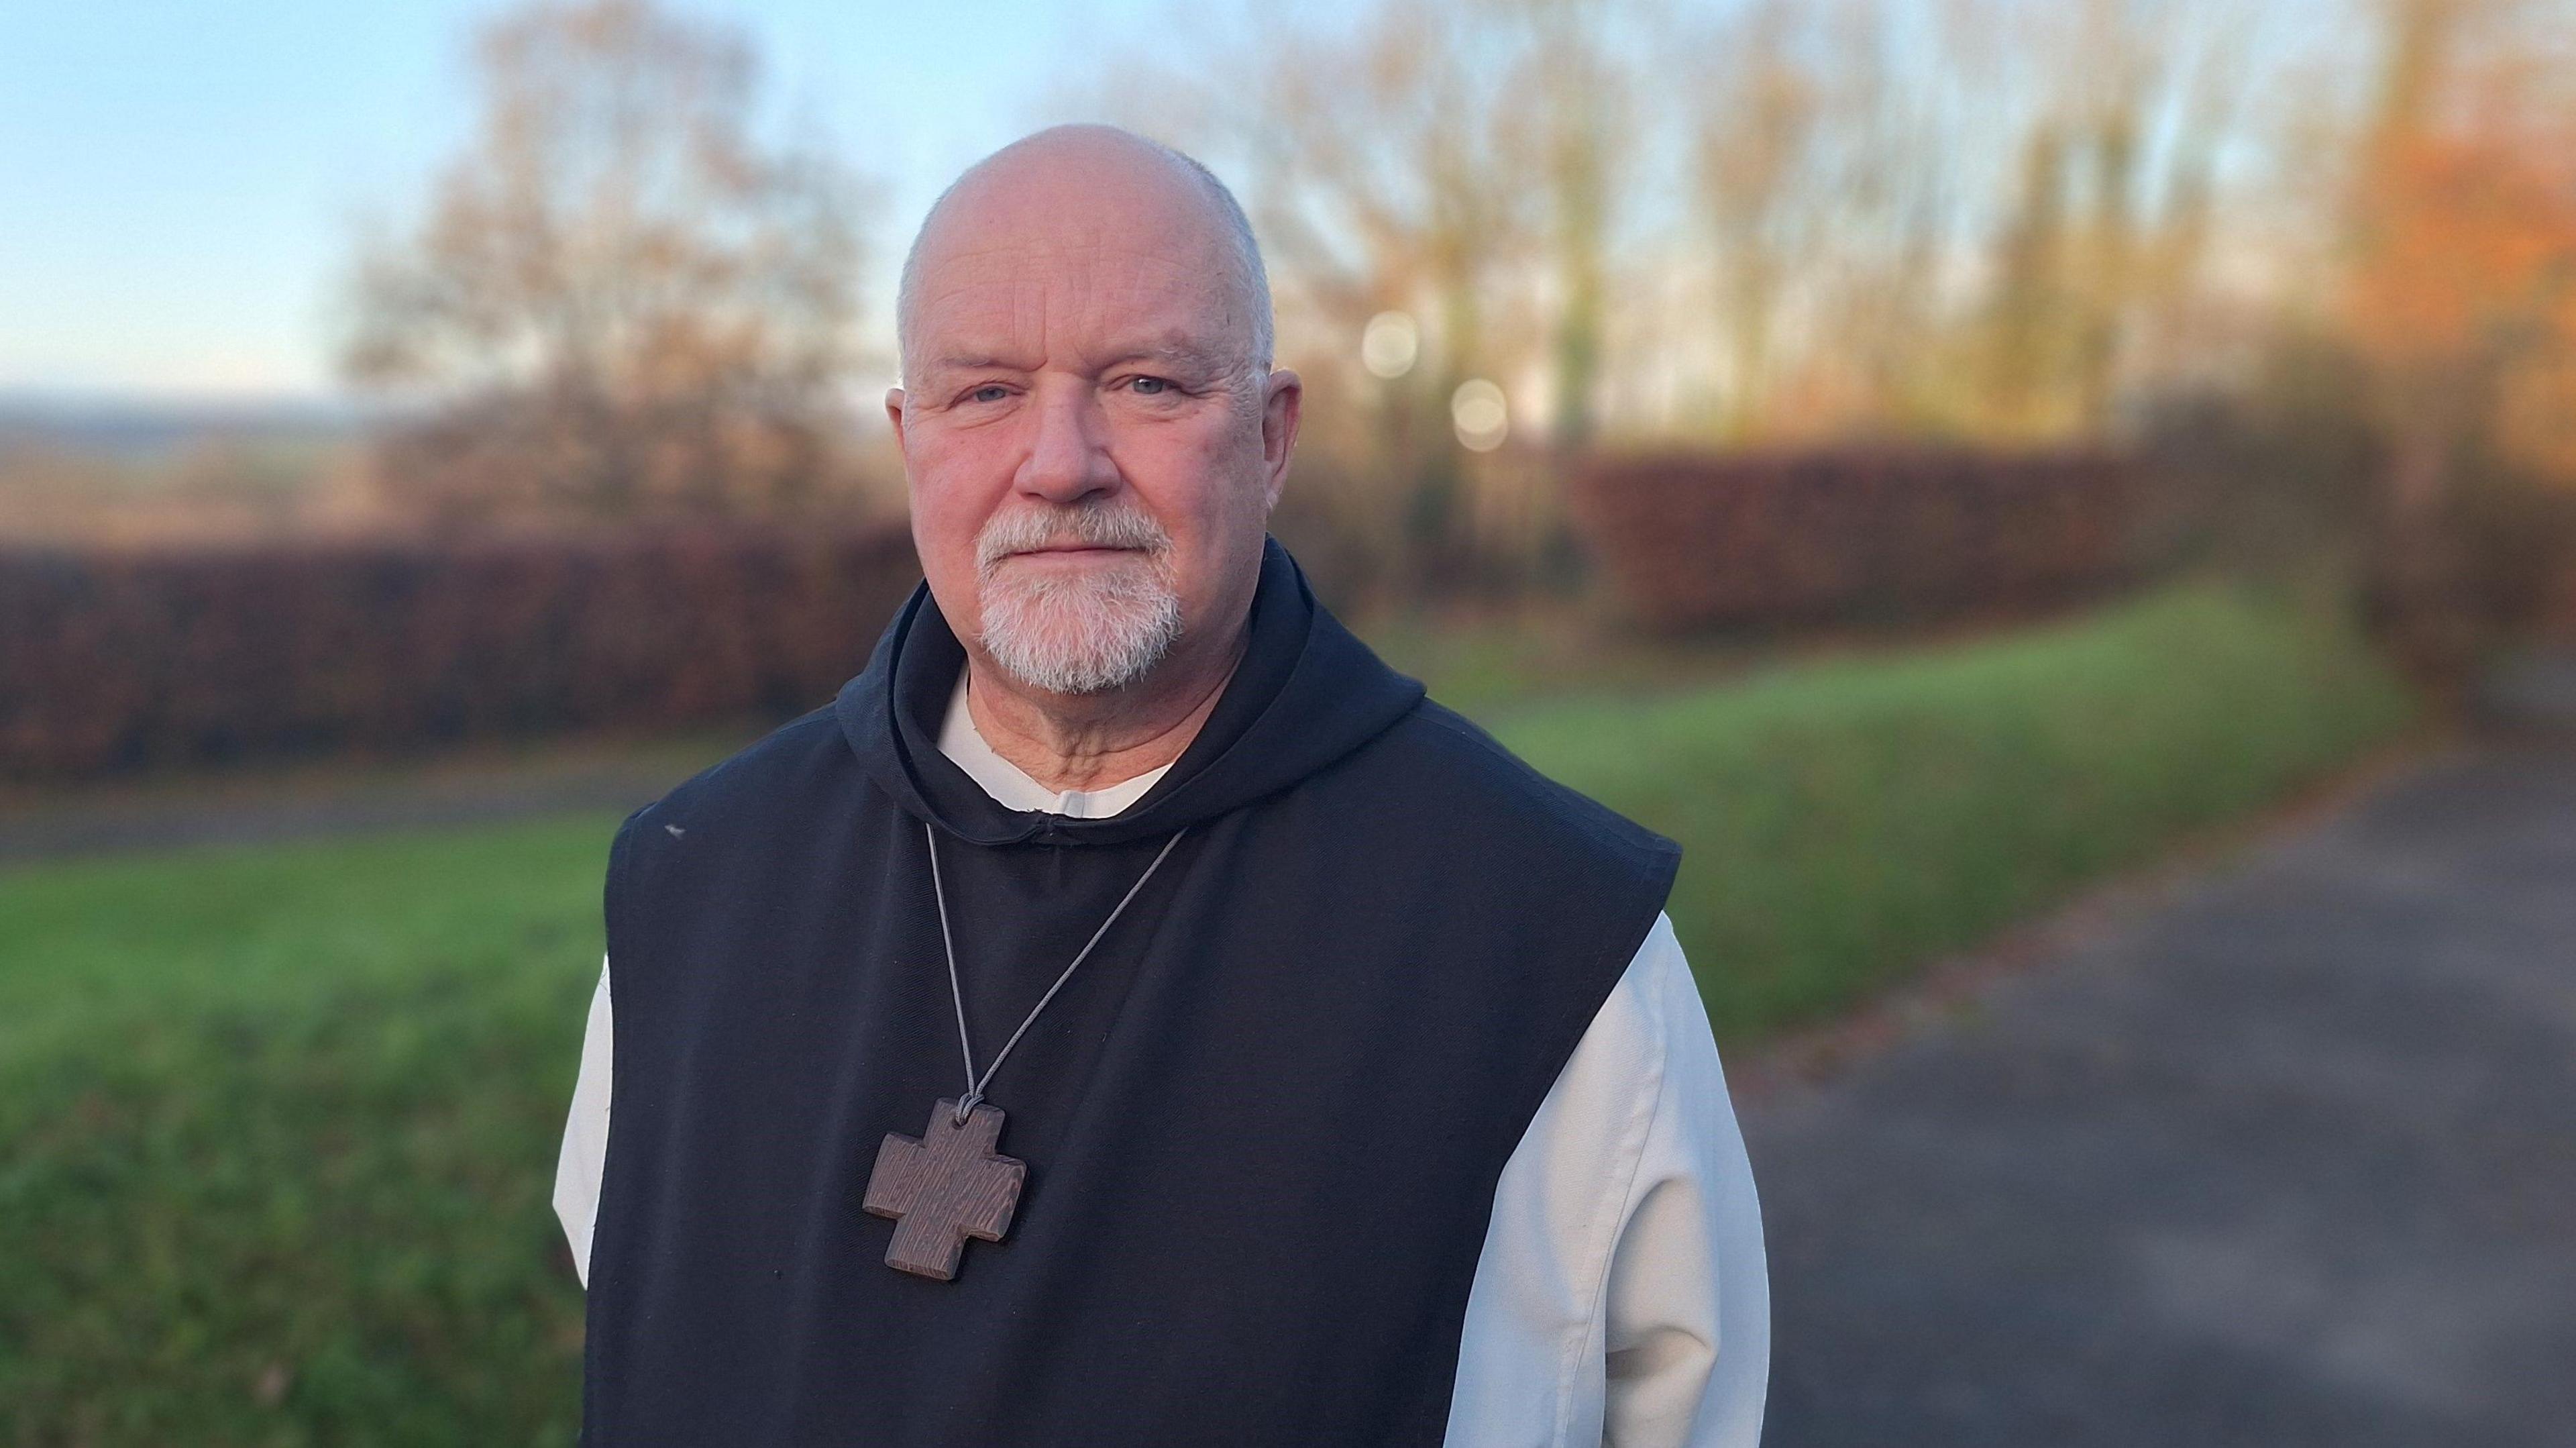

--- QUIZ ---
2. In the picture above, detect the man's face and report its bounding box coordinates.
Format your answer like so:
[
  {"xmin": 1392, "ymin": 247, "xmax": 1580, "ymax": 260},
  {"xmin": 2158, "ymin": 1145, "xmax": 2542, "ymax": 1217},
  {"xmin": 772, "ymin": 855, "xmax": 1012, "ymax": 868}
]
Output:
[{"xmin": 889, "ymin": 168, "xmax": 1298, "ymax": 698}]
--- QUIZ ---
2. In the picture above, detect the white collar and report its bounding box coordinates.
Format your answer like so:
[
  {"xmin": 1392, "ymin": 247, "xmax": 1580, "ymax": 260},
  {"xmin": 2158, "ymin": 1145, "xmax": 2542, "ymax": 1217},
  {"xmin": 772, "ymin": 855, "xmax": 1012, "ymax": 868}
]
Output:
[{"xmin": 934, "ymin": 665, "xmax": 1175, "ymax": 819}]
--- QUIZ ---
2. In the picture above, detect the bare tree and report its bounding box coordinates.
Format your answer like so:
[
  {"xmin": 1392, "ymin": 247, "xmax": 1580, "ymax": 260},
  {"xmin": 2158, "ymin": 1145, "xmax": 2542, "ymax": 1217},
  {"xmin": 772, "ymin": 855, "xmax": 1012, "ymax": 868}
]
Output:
[
  {"xmin": 1680, "ymin": 0, "xmax": 1984, "ymax": 439},
  {"xmin": 1986, "ymin": 0, "xmax": 2246, "ymax": 437},
  {"xmin": 1688, "ymin": 0, "xmax": 1823, "ymax": 438},
  {"xmin": 1679, "ymin": 0, "xmax": 2259, "ymax": 442},
  {"xmin": 1495, "ymin": 0, "xmax": 1638, "ymax": 452},
  {"xmin": 339, "ymin": 0, "xmax": 872, "ymax": 524}
]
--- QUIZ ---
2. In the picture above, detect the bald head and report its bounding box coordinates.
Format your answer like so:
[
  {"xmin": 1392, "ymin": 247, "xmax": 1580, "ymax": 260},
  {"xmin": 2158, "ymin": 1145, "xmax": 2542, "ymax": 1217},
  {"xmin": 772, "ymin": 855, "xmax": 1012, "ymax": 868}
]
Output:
[{"xmin": 894, "ymin": 125, "xmax": 1273, "ymax": 391}]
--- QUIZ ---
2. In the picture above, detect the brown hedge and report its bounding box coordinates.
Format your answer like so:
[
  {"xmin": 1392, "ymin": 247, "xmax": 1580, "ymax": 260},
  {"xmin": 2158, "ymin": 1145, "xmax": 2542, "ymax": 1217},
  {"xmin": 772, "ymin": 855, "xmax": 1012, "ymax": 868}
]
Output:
[
  {"xmin": 0, "ymin": 521, "xmax": 921, "ymax": 782},
  {"xmin": 1568, "ymin": 447, "xmax": 2151, "ymax": 631}
]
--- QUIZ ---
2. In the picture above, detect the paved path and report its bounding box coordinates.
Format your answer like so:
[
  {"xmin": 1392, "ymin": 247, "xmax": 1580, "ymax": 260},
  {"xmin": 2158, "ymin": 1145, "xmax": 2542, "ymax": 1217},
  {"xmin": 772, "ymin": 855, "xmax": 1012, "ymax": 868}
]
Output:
[
  {"xmin": 0, "ymin": 735, "xmax": 735, "ymax": 869},
  {"xmin": 1745, "ymin": 739, "xmax": 2576, "ymax": 1446}
]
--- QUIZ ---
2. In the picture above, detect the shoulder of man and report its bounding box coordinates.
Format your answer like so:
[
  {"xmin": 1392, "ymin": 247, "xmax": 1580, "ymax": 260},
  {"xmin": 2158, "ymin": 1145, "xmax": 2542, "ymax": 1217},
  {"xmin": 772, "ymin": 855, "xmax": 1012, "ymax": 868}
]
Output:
[
  {"xmin": 1338, "ymin": 693, "xmax": 1682, "ymax": 887},
  {"xmin": 605, "ymin": 703, "xmax": 846, "ymax": 868}
]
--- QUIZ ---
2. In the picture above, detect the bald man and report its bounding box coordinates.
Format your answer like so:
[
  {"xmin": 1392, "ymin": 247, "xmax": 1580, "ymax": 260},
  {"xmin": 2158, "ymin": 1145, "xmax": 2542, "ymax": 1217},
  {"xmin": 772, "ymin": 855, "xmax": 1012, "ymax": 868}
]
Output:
[{"xmin": 553, "ymin": 125, "xmax": 1768, "ymax": 1447}]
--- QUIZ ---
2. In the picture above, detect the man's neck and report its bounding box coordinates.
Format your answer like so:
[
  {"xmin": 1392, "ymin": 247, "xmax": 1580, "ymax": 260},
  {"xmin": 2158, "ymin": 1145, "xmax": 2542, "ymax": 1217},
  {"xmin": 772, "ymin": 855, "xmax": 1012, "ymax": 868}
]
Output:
[{"xmin": 963, "ymin": 621, "xmax": 1248, "ymax": 795}]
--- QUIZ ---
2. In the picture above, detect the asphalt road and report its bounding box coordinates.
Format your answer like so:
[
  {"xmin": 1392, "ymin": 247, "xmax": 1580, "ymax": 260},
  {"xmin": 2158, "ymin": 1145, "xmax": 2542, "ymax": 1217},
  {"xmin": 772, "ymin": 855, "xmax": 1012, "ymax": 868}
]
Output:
[{"xmin": 1745, "ymin": 739, "xmax": 2576, "ymax": 1446}]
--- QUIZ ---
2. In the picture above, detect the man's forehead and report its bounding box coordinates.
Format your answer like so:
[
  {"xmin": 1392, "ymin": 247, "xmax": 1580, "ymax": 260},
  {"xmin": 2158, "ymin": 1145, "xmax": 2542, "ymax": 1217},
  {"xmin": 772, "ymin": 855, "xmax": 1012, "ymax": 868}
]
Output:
[
  {"xmin": 897, "ymin": 128, "xmax": 1265, "ymax": 382},
  {"xmin": 926, "ymin": 132, "xmax": 1212, "ymax": 248},
  {"xmin": 909, "ymin": 245, "xmax": 1243, "ymax": 369},
  {"xmin": 916, "ymin": 227, "xmax": 1224, "ymax": 296}
]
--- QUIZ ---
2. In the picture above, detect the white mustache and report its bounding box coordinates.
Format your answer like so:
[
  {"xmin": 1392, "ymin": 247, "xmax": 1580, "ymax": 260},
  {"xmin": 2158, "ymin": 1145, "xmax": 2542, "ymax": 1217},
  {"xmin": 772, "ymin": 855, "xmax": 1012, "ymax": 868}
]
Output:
[{"xmin": 975, "ymin": 503, "xmax": 1173, "ymax": 571}]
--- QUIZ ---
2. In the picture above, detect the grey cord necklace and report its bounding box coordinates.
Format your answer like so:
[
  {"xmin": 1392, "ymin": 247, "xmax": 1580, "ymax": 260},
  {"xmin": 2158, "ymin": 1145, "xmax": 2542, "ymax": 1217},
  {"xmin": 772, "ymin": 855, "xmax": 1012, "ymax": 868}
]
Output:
[
  {"xmin": 924, "ymin": 819, "xmax": 1190, "ymax": 1124},
  {"xmin": 860, "ymin": 819, "xmax": 1190, "ymax": 1280}
]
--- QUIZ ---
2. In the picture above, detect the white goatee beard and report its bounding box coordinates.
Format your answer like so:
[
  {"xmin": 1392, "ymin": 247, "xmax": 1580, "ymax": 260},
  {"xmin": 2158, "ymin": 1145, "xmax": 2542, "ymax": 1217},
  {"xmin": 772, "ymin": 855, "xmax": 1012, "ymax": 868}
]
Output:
[{"xmin": 973, "ymin": 503, "xmax": 1185, "ymax": 695}]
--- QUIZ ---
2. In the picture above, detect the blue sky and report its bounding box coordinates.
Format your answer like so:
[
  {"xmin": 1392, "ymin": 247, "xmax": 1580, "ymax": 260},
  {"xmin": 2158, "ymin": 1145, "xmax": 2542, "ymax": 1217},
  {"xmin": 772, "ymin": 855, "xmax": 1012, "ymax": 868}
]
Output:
[
  {"xmin": 0, "ymin": 0, "xmax": 1288, "ymax": 400},
  {"xmin": 0, "ymin": 0, "xmax": 2345, "ymax": 405}
]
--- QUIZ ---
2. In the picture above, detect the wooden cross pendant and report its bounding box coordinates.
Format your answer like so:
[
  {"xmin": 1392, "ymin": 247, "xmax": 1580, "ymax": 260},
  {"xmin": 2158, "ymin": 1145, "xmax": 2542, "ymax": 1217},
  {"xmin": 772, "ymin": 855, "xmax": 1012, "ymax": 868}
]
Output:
[{"xmin": 862, "ymin": 1099, "xmax": 1027, "ymax": 1281}]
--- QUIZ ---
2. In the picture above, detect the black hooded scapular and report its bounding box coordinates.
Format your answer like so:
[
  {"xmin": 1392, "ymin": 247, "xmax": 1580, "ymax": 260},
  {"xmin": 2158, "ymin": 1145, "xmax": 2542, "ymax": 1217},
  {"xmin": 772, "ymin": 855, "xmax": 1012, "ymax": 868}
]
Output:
[{"xmin": 583, "ymin": 536, "xmax": 1680, "ymax": 1445}]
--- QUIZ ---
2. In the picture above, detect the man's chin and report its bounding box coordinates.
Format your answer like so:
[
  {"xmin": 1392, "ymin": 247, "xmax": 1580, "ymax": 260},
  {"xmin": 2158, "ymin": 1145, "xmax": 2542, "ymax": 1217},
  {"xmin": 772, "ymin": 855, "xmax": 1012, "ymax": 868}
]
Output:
[
  {"xmin": 985, "ymin": 635, "xmax": 1177, "ymax": 696},
  {"xmin": 977, "ymin": 587, "xmax": 1184, "ymax": 696}
]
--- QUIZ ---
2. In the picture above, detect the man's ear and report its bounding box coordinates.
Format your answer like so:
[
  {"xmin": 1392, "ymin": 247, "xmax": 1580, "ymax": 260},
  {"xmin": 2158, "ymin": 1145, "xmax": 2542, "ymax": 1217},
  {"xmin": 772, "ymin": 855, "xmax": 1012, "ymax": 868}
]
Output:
[
  {"xmin": 1259, "ymin": 368, "xmax": 1301, "ymax": 511},
  {"xmin": 884, "ymin": 387, "xmax": 908, "ymax": 452}
]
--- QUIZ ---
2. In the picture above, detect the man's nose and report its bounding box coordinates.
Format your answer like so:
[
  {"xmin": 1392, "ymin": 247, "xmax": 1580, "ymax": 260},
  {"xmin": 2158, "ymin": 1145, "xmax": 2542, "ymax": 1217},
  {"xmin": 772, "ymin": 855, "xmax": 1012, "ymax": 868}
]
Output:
[{"xmin": 1016, "ymin": 378, "xmax": 1120, "ymax": 505}]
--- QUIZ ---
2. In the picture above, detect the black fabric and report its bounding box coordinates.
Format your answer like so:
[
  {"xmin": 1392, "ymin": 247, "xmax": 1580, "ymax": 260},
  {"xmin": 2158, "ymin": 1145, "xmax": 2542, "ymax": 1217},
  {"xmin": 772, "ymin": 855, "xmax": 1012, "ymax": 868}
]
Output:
[{"xmin": 584, "ymin": 536, "xmax": 1681, "ymax": 1447}]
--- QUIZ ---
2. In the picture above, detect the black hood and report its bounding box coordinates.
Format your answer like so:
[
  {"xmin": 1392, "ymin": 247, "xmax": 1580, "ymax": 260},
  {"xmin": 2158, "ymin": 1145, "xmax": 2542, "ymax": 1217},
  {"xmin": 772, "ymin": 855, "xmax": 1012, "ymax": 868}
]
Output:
[{"xmin": 833, "ymin": 535, "xmax": 1425, "ymax": 847}]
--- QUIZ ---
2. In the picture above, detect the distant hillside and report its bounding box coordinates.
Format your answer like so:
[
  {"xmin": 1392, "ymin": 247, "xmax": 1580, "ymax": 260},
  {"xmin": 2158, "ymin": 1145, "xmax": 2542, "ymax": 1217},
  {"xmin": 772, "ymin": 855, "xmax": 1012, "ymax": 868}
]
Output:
[{"xmin": 0, "ymin": 390, "xmax": 374, "ymax": 460}]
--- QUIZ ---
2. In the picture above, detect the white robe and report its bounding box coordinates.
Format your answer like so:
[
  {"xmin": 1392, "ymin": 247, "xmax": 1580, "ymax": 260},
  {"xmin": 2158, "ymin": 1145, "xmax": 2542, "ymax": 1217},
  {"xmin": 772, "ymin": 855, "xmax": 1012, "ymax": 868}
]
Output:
[{"xmin": 555, "ymin": 670, "xmax": 1770, "ymax": 1445}]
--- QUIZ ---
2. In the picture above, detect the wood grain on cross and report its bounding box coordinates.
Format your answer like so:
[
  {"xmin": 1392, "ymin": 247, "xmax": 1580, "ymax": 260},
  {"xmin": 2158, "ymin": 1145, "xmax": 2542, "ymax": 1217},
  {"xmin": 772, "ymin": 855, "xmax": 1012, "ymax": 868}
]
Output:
[{"xmin": 863, "ymin": 1099, "xmax": 1027, "ymax": 1280}]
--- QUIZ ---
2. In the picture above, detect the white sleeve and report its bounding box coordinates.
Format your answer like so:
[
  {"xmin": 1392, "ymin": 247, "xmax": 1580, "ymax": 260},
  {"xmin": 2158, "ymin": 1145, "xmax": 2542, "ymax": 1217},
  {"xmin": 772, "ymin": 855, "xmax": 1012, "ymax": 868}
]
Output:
[
  {"xmin": 1599, "ymin": 916, "xmax": 1770, "ymax": 1446},
  {"xmin": 551, "ymin": 953, "xmax": 614, "ymax": 1289},
  {"xmin": 1443, "ymin": 912, "xmax": 1769, "ymax": 1448}
]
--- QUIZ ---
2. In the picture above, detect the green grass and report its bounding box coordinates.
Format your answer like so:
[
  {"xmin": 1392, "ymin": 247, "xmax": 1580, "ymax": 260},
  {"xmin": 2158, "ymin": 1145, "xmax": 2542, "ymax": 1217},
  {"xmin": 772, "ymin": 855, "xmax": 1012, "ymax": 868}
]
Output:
[
  {"xmin": 1491, "ymin": 576, "xmax": 2422, "ymax": 1039},
  {"xmin": 1361, "ymin": 605, "xmax": 1767, "ymax": 719},
  {"xmin": 0, "ymin": 817, "xmax": 619, "ymax": 1445},
  {"xmin": 0, "ymin": 575, "xmax": 2420, "ymax": 1442}
]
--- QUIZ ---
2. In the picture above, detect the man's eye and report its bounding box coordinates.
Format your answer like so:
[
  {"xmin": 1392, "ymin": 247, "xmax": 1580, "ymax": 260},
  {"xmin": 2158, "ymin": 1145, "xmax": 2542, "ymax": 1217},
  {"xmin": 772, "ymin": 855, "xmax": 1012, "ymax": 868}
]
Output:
[
  {"xmin": 1128, "ymin": 376, "xmax": 1173, "ymax": 395},
  {"xmin": 966, "ymin": 384, "xmax": 1010, "ymax": 404}
]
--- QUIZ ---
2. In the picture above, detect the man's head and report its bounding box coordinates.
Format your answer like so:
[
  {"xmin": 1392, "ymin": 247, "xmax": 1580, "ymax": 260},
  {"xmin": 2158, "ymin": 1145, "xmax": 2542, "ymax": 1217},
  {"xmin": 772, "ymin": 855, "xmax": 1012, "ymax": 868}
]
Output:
[{"xmin": 888, "ymin": 125, "xmax": 1299, "ymax": 699}]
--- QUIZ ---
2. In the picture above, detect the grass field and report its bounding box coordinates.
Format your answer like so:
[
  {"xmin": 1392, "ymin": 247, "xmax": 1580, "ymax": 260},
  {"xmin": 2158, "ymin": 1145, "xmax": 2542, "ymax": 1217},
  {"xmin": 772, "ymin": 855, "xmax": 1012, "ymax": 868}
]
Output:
[
  {"xmin": 0, "ymin": 575, "xmax": 2420, "ymax": 1443},
  {"xmin": 1501, "ymin": 576, "xmax": 2421, "ymax": 1036},
  {"xmin": 1, "ymin": 816, "xmax": 613, "ymax": 1444}
]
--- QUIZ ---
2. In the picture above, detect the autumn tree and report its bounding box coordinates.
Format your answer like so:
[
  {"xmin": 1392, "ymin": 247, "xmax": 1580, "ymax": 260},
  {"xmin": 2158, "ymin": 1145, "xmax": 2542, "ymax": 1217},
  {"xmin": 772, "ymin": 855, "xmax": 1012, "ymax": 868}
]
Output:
[
  {"xmin": 340, "ymin": 0, "xmax": 872, "ymax": 525},
  {"xmin": 2343, "ymin": 0, "xmax": 2576, "ymax": 667}
]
